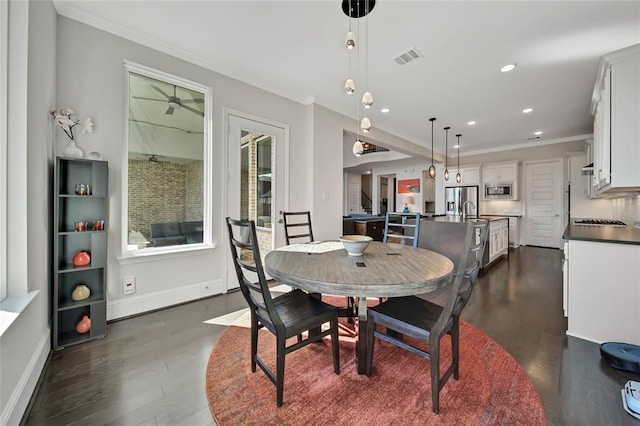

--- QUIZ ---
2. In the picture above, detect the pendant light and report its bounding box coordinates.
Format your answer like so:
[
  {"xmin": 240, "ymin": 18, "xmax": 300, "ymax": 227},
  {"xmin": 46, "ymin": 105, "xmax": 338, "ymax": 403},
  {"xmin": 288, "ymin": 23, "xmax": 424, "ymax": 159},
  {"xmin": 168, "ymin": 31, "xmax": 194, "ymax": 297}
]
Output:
[
  {"xmin": 344, "ymin": 17, "xmax": 355, "ymax": 94},
  {"xmin": 428, "ymin": 117, "xmax": 436, "ymax": 178},
  {"xmin": 455, "ymin": 134, "xmax": 462, "ymax": 183},
  {"xmin": 343, "ymin": 0, "xmax": 376, "ymax": 156},
  {"xmin": 443, "ymin": 126, "xmax": 450, "ymax": 181}
]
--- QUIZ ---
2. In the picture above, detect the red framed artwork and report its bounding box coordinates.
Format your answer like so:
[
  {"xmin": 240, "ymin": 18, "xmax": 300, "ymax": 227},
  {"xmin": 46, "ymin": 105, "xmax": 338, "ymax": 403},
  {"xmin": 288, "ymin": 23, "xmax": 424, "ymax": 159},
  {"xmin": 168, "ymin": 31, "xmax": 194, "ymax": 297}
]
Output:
[{"xmin": 398, "ymin": 178, "xmax": 420, "ymax": 194}]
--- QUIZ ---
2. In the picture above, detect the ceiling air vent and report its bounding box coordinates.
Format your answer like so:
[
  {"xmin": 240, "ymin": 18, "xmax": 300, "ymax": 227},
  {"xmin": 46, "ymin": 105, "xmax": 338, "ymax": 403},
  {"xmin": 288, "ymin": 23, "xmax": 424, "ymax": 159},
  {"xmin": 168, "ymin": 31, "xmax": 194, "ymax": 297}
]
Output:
[{"xmin": 393, "ymin": 48, "xmax": 422, "ymax": 66}]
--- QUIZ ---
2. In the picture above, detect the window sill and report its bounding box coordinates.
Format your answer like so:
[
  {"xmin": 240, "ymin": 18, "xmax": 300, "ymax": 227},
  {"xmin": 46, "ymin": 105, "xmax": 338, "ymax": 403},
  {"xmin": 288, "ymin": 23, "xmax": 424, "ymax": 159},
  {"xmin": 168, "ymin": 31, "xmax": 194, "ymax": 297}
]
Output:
[
  {"xmin": 0, "ymin": 290, "xmax": 39, "ymax": 337},
  {"xmin": 117, "ymin": 243, "xmax": 216, "ymax": 265}
]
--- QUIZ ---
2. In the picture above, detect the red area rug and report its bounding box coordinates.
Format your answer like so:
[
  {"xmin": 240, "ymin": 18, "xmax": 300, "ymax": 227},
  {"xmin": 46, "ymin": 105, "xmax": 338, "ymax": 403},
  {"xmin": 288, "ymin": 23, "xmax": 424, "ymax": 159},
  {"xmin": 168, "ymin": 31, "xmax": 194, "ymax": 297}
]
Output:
[{"xmin": 206, "ymin": 321, "xmax": 545, "ymax": 425}]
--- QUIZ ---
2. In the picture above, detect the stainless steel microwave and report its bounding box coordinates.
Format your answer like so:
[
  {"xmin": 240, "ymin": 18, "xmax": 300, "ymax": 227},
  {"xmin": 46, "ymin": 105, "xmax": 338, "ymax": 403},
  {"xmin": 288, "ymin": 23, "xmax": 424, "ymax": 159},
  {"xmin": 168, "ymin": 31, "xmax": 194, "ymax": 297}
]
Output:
[{"xmin": 484, "ymin": 183, "xmax": 513, "ymax": 199}]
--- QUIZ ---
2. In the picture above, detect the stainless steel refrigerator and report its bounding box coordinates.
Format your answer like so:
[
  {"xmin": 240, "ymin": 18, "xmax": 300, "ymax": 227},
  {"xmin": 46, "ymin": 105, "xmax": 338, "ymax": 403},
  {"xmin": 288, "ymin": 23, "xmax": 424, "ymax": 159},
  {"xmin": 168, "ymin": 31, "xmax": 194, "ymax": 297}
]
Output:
[{"xmin": 445, "ymin": 186, "xmax": 479, "ymax": 217}]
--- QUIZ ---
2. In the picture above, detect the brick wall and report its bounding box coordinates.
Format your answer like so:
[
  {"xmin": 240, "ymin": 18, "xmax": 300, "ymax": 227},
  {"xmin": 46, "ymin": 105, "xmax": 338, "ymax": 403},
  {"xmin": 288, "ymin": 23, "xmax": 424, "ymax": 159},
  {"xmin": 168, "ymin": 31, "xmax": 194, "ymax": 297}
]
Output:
[
  {"xmin": 186, "ymin": 160, "xmax": 203, "ymax": 221},
  {"xmin": 128, "ymin": 159, "xmax": 203, "ymax": 240}
]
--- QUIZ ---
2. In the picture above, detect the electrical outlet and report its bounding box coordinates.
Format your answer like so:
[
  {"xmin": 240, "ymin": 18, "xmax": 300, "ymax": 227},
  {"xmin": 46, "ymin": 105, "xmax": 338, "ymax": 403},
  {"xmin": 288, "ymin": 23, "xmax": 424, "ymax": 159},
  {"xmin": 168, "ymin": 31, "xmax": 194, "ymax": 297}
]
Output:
[{"xmin": 123, "ymin": 276, "xmax": 136, "ymax": 295}]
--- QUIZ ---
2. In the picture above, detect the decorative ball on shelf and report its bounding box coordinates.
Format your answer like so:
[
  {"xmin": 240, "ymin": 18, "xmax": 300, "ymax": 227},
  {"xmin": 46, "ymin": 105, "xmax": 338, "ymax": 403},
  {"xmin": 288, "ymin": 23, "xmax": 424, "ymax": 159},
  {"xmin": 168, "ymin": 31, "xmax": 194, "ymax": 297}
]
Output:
[
  {"xmin": 71, "ymin": 284, "xmax": 91, "ymax": 301},
  {"xmin": 76, "ymin": 315, "xmax": 91, "ymax": 334},
  {"xmin": 72, "ymin": 251, "xmax": 91, "ymax": 267}
]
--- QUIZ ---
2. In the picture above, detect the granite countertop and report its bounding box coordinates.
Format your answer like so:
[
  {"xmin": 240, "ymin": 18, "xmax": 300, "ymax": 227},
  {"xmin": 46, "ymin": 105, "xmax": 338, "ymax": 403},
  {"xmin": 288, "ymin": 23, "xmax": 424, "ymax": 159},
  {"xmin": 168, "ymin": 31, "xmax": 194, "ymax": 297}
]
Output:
[
  {"xmin": 426, "ymin": 215, "xmax": 509, "ymax": 223},
  {"xmin": 563, "ymin": 221, "xmax": 640, "ymax": 245}
]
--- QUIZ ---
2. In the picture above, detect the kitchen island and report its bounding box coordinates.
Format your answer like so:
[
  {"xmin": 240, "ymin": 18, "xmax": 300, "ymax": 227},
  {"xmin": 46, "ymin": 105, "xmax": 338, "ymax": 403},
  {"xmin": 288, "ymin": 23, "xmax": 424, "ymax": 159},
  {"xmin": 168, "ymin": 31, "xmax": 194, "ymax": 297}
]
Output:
[
  {"xmin": 425, "ymin": 216, "xmax": 510, "ymax": 268},
  {"xmin": 563, "ymin": 221, "xmax": 640, "ymax": 346}
]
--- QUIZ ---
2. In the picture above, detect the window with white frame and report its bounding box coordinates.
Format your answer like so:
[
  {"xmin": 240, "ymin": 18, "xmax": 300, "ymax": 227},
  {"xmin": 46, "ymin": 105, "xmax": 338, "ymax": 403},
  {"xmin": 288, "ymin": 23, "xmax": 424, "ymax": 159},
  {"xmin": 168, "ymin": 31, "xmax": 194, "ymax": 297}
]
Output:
[{"xmin": 123, "ymin": 62, "xmax": 212, "ymax": 256}]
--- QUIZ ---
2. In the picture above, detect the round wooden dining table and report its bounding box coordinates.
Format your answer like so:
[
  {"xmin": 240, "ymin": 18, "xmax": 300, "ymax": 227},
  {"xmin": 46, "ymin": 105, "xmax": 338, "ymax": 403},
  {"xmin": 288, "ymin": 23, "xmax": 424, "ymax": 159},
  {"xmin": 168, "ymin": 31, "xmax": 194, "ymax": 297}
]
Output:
[{"xmin": 264, "ymin": 241, "xmax": 454, "ymax": 374}]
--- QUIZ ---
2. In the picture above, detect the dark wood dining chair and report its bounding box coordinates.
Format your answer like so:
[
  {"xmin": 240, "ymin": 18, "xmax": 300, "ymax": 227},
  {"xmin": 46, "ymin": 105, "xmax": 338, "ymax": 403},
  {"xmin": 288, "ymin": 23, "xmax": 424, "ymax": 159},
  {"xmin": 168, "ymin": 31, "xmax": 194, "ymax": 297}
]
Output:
[
  {"xmin": 383, "ymin": 212, "xmax": 421, "ymax": 247},
  {"xmin": 282, "ymin": 210, "xmax": 356, "ymax": 319},
  {"xmin": 226, "ymin": 217, "xmax": 340, "ymax": 407},
  {"xmin": 365, "ymin": 219, "xmax": 489, "ymax": 414},
  {"xmin": 282, "ymin": 211, "xmax": 314, "ymax": 244}
]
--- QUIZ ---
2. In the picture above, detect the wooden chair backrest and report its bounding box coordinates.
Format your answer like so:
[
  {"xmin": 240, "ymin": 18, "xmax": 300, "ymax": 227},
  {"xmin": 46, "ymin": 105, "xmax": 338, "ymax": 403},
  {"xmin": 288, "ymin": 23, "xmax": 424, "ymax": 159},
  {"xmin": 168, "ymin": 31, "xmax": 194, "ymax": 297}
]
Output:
[
  {"xmin": 226, "ymin": 217, "xmax": 284, "ymax": 330},
  {"xmin": 283, "ymin": 211, "xmax": 314, "ymax": 245}
]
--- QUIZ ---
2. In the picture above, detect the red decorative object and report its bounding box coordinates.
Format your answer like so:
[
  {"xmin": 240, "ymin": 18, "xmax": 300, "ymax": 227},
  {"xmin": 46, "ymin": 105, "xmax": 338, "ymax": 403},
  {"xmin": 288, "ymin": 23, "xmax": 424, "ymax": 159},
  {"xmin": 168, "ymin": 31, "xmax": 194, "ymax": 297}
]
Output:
[
  {"xmin": 72, "ymin": 251, "xmax": 91, "ymax": 267},
  {"xmin": 75, "ymin": 315, "xmax": 91, "ymax": 334}
]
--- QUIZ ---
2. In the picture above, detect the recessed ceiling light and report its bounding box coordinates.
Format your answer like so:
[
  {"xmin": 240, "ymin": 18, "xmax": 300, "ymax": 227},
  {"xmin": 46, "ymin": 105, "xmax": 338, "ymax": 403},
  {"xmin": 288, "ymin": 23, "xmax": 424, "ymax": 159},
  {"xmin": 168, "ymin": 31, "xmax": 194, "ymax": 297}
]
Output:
[
  {"xmin": 467, "ymin": 121, "xmax": 476, "ymax": 126},
  {"xmin": 381, "ymin": 107, "xmax": 390, "ymax": 113},
  {"xmin": 453, "ymin": 145, "xmax": 460, "ymax": 149},
  {"xmin": 500, "ymin": 63, "xmax": 517, "ymax": 73},
  {"xmin": 522, "ymin": 108, "xmax": 533, "ymax": 114},
  {"xmin": 534, "ymin": 131, "xmax": 543, "ymax": 136}
]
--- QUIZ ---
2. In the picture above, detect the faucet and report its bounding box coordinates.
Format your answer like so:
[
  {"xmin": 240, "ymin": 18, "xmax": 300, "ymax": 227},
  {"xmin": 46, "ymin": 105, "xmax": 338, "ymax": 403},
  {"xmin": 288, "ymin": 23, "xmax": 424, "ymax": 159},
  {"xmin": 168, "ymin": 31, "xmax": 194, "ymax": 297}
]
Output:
[{"xmin": 462, "ymin": 200, "xmax": 476, "ymax": 221}]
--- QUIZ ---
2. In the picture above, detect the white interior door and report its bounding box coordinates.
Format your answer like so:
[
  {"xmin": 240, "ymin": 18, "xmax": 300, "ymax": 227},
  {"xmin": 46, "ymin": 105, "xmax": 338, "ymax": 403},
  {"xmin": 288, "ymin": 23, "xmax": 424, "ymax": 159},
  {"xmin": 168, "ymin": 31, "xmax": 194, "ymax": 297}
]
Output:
[
  {"xmin": 524, "ymin": 159, "xmax": 564, "ymax": 248},
  {"xmin": 227, "ymin": 113, "xmax": 287, "ymax": 289}
]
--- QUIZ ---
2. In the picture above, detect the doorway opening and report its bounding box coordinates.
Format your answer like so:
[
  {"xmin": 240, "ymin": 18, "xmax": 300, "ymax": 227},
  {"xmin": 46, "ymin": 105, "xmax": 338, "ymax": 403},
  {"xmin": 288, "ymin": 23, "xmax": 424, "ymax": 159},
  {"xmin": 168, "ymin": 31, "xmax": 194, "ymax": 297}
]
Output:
[{"xmin": 379, "ymin": 174, "xmax": 396, "ymax": 214}]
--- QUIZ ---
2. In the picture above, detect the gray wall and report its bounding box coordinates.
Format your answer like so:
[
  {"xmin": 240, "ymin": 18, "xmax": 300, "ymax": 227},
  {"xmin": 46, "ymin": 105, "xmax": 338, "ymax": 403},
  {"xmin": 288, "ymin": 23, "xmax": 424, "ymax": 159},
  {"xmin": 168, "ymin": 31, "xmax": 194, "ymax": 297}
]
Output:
[
  {"xmin": 55, "ymin": 16, "xmax": 313, "ymax": 312},
  {"xmin": 0, "ymin": 1, "xmax": 56, "ymax": 423}
]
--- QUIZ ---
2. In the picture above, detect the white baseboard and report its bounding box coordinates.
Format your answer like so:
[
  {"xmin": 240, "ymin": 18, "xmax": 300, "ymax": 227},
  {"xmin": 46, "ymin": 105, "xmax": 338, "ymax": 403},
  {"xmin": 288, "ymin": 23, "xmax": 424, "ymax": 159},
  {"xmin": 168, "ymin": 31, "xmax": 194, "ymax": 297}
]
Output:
[
  {"xmin": 566, "ymin": 330, "xmax": 602, "ymax": 345},
  {"xmin": 1, "ymin": 328, "xmax": 50, "ymax": 426},
  {"xmin": 107, "ymin": 279, "xmax": 225, "ymax": 321}
]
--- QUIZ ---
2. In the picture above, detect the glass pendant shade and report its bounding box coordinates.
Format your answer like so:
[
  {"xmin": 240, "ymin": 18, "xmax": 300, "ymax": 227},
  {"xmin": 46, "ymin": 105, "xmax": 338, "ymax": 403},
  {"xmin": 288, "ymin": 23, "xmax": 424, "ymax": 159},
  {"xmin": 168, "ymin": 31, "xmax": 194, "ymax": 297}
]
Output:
[
  {"xmin": 352, "ymin": 140, "xmax": 364, "ymax": 156},
  {"xmin": 456, "ymin": 172, "xmax": 462, "ymax": 183},
  {"xmin": 360, "ymin": 117, "xmax": 371, "ymax": 132},
  {"xmin": 428, "ymin": 165, "xmax": 436, "ymax": 178},
  {"xmin": 444, "ymin": 169, "xmax": 449, "ymax": 181},
  {"xmin": 344, "ymin": 78, "xmax": 355, "ymax": 94},
  {"xmin": 362, "ymin": 91, "xmax": 373, "ymax": 108},
  {"xmin": 345, "ymin": 32, "xmax": 356, "ymax": 49}
]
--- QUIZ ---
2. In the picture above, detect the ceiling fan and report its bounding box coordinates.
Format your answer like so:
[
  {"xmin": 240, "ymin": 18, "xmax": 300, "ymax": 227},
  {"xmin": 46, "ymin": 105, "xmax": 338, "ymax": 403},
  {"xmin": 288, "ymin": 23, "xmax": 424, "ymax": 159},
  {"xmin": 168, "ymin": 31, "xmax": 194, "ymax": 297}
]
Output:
[{"xmin": 134, "ymin": 84, "xmax": 204, "ymax": 117}]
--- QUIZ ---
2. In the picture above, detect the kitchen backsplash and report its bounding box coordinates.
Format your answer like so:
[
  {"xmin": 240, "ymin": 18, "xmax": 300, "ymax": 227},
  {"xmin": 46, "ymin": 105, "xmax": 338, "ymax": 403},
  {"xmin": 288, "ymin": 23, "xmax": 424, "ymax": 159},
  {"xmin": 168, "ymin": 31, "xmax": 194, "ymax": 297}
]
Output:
[
  {"xmin": 480, "ymin": 200, "xmax": 522, "ymax": 216},
  {"xmin": 613, "ymin": 194, "xmax": 640, "ymax": 224}
]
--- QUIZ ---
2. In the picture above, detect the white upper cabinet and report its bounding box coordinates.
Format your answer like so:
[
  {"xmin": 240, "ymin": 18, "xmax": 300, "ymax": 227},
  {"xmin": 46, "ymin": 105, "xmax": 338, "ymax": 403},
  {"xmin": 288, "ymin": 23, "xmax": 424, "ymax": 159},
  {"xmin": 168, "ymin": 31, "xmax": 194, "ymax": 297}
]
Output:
[
  {"xmin": 481, "ymin": 161, "xmax": 520, "ymax": 200},
  {"xmin": 483, "ymin": 163, "xmax": 517, "ymax": 183},
  {"xmin": 447, "ymin": 166, "xmax": 481, "ymax": 187},
  {"xmin": 591, "ymin": 44, "xmax": 640, "ymax": 195}
]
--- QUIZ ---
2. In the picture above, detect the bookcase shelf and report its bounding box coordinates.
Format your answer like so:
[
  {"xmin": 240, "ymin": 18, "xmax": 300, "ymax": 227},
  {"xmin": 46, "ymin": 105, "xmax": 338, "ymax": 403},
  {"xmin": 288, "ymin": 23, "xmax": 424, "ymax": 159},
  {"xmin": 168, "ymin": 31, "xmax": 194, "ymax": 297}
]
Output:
[{"xmin": 53, "ymin": 158, "xmax": 109, "ymax": 350}]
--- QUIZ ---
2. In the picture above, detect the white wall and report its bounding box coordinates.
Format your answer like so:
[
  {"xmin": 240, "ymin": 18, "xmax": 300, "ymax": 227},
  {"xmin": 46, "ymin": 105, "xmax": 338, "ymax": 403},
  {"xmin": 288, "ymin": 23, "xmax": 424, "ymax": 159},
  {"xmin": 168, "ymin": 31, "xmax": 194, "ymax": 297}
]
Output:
[
  {"xmin": 1, "ymin": 1, "xmax": 56, "ymax": 424},
  {"xmin": 55, "ymin": 16, "xmax": 311, "ymax": 315},
  {"xmin": 567, "ymin": 152, "xmax": 612, "ymax": 219}
]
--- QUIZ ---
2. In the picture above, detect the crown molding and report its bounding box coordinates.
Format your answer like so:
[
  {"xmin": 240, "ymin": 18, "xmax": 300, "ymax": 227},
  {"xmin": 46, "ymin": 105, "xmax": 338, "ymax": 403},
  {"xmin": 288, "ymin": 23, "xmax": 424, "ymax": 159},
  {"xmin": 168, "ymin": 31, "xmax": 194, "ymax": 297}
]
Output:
[{"xmin": 460, "ymin": 134, "xmax": 593, "ymax": 157}]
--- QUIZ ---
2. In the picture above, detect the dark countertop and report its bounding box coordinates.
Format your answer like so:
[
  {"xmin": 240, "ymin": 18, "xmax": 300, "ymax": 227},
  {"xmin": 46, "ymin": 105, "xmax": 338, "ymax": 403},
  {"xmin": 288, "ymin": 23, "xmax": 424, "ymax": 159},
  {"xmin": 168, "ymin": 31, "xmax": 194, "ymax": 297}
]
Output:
[
  {"xmin": 563, "ymin": 221, "xmax": 640, "ymax": 245},
  {"xmin": 426, "ymin": 215, "xmax": 509, "ymax": 223},
  {"xmin": 351, "ymin": 217, "xmax": 386, "ymax": 223},
  {"xmin": 481, "ymin": 214, "xmax": 523, "ymax": 218}
]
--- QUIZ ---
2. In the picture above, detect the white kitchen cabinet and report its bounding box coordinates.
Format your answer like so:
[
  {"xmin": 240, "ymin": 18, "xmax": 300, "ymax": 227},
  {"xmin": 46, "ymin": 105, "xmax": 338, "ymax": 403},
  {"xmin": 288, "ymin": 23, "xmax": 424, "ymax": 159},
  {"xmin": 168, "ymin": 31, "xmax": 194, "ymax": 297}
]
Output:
[
  {"xmin": 591, "ymin": 44, "xmax": 640, "ymax": 195},
  {"xmin": 447, "ymin": 166, "xmax": 480, "ymax": 186},
  {"xmin": 482, "ymin": 161, "xmax": 520, "ymax": 200},
  {"xmin": 488, "ymin": 219, "xmax": 508, "ymax": 263},
  {"xmin": 483, "ymin": 163, "xmax": 517, "ymax": 183},
  {"xmin": 566, "ymin": 240, "xmax": 640, "ymax": 345},
  {"xmin": 423, "ymin": 176, "xmax": 435, "ymax": 202}
]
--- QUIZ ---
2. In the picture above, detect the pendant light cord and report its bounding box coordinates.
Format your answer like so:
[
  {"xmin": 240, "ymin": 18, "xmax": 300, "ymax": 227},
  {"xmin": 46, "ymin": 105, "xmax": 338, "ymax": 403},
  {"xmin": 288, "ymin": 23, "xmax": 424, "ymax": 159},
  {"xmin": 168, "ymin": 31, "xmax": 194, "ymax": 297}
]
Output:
[{"xmin": 444, "ymin": 127, "xmax": 449, "ymax": 169}]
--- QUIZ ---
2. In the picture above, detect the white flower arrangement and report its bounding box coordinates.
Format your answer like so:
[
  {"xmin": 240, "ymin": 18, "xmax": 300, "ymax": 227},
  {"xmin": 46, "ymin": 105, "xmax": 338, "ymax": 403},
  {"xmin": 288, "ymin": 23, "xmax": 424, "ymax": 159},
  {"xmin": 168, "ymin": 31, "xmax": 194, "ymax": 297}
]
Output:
[{"xmin": 50, "ymin": 107, "xmax": 94, "ymax": 141}]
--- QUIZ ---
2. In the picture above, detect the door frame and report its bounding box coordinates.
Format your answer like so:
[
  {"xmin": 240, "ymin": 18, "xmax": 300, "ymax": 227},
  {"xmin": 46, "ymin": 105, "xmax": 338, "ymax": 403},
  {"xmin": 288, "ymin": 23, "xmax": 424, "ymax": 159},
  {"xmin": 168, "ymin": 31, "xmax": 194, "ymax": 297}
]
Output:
[{"xmin": 223, "ymin": 108, "xmax": 289, "ymax": 290}]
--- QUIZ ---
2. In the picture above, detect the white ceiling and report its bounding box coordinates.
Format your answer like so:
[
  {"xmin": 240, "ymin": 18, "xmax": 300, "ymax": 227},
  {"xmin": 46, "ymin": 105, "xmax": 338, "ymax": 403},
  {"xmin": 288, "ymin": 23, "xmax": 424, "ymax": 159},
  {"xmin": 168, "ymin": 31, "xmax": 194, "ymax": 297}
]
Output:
[{"xmin": 54, "ymin": 1, "xmax": 639, "ymax": 155}]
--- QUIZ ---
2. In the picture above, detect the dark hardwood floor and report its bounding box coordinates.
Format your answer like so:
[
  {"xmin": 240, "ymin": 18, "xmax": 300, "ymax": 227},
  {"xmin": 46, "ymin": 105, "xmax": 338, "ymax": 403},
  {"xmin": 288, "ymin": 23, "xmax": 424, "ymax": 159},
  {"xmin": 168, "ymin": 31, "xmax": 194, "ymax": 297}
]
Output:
[{"xmin": 24, "ymin": 246, "xmax": 638, "ymax": 425}]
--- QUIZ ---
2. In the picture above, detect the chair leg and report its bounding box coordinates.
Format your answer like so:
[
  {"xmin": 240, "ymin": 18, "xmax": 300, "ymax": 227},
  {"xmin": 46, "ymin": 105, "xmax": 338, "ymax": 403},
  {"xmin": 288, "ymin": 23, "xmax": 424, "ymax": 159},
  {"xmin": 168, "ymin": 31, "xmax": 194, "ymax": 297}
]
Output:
[
  {"xmin": 452, "ymin": 318, "xmax": 460, "ymax": 380},
  {"xmin": 331, "ymin": 318, "xmax": 340, "ymax": 374},
  {"xmin": 250, "ymin": 317, "xmax": 258, "ymax": 373},
  {"xmin": 430, "ymin": 339, "xmax": 440, "ymax": 414},
  {"xmin": 347, "ymin": 297, "xmax": 354, "ymax": 324},
  {"xmin": 365, "ymin": 316, "xmax": 375, "ymax": 377},
  {"xmin": 276, "ymin": 334, "xmax": 286, "ymax": 407}
]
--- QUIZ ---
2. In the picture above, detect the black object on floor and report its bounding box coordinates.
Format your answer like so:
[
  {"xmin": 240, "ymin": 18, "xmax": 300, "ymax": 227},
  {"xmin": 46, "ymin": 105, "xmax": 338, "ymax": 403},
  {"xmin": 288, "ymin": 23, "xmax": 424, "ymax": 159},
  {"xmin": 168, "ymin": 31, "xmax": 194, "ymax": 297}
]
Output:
[{"xmin": 600, "ymin": 342, "xmax": 640, "ymax": 374}]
